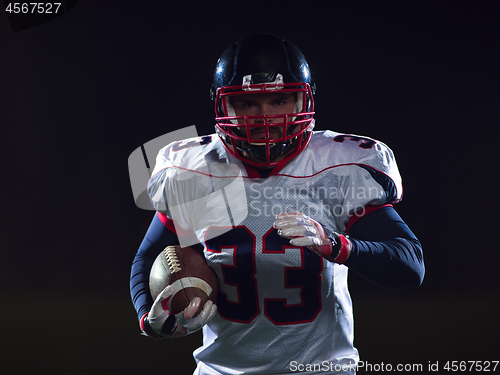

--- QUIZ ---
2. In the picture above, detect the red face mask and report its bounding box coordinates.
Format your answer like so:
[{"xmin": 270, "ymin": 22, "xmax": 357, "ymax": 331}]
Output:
[{"xmin": 214, "ymin": 77, "xmax": 315, "ymax": 168}]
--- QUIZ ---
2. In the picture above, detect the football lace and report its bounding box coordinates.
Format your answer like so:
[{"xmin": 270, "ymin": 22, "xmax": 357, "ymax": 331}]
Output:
[{"xmin": 163, "ymin": 246, "xmax": 182, "ymax": 274}]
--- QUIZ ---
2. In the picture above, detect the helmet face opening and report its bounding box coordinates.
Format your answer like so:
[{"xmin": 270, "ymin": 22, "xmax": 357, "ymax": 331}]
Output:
[
  {"xmin": 211, "ymin": 34, "xmax": 316, "ymax": 169},
  {"xmin": 214, "ymin": 81, "xmax": 315, "ymax": 168}
]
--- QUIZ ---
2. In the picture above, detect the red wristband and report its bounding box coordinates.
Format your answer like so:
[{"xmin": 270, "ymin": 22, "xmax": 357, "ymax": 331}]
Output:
[
  {"xmin": 333, "ymin": 235, "xmax": 351, "ymax": 264},
  {"xmin": 140, "ymin": 313, "xmax": 149, "ymax": 331}
]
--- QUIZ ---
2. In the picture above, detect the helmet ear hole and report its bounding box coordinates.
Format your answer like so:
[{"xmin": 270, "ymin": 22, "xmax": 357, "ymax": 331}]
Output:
[
  {"xmin": 310, "ymin": 82, "xmax": 316, "ymax": 95},
  {"xmin": 210, "ymin": 85, "xmax": 217, "ymax": 101}
]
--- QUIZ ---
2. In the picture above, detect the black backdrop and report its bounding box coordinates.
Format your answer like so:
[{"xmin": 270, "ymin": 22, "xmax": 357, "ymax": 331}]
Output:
[{"xmin": 1, "ymin": 1, "xmax": 498, "ymax": 374}]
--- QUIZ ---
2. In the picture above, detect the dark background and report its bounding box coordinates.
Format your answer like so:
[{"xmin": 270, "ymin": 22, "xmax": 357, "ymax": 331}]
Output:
[{"xmin": 1, "ymin": 1, "xmax": 498, "ymax": 374}]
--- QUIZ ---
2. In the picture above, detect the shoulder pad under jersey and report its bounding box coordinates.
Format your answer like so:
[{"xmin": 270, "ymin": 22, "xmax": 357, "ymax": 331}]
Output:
[{"xmin": 299, "ymin": 131, "xmax": 403, "ymax": 203}]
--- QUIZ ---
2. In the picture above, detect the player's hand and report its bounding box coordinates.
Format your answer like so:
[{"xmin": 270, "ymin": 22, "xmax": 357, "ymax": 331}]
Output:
[
  {"xmin": 140, "ymin": 285, "xmax": 217, "ymax": 340},
  {"xmin": 273, "ymin": 212, "xmax": 352, "ymax": 263}
]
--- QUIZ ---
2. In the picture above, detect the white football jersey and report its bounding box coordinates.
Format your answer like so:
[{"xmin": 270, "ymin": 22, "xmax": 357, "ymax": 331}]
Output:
[{"xmin": 148, "ymin": 131, "xmax": 402, "ymax": 374}]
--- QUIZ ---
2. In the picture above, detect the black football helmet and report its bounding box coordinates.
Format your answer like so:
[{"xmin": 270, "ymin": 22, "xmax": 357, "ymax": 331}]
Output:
[{"xmin": 211, "ymin": 34, "xmax": 316, "ymax": 168}]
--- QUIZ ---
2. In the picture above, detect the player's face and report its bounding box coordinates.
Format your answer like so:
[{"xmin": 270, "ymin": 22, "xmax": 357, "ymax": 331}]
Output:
[{"xmin": 231, "ymin": 92, "xmax": 297, "ymax": 140}]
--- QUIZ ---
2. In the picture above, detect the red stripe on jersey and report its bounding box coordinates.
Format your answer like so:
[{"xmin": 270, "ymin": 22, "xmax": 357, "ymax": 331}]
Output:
[
  {"xmin": 157, "ymin": 212, "xmax": 177, "ymax": 233},
  {"xmin": 268, "ymin": 160, "xmax": 289, "ymax": 176},
  {"xmin": 345, "ymin": 204, "xmax": 393, "ymax": 234},
  {"xmin": 156, "ymin": 212, "xmax": 196, "ymax": 239}
]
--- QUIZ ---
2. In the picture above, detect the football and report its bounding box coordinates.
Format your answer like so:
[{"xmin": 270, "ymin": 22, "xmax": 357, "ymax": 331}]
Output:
[{"xmin": 149, "ymin": 245, "xmax": 218, "ymax": 315}]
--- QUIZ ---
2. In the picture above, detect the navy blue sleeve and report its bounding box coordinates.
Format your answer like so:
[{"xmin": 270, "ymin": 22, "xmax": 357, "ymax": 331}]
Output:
[
  {"xmin": 130, "ymin": 213, "xmax": 180, "ymax": 321},
  {"xmin": 344, "ymin": 206, "xmax": 425, "ymax": 288}
]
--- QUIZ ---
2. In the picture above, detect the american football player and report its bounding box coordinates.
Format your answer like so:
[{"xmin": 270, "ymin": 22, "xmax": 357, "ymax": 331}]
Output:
[{"xmin": 130, "ymin": 33, "xmax": 424, "ymax": 374}]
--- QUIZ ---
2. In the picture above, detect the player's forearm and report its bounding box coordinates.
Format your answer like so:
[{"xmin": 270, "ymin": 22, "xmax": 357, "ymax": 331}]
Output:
[
  {"xmin": 130, "ymin": 213, "xmax": 180, "ymax": 321},
  {"xmin": 130, "ymin": 256, "xmax": 156, "ymax": 320},
  {"xmin": 343, "ymin": 205, "xmax": 424, "ymax": 288},
  {"xmin": 345, "ymin": 236, "xmax": 424, "ymax": 288}
]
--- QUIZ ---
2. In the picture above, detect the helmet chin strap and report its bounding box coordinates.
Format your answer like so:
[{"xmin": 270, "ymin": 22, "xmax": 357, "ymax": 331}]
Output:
[{"xmin": 239, "ymin": 139, "xmax": 293, "ymax": 162}]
